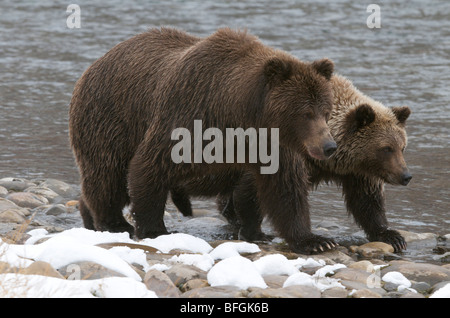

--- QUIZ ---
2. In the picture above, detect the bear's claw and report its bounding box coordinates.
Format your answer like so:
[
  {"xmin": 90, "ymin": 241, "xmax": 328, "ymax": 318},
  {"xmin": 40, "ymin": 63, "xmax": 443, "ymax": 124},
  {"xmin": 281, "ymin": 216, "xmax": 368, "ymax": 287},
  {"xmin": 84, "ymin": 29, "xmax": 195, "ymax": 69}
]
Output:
[
  {"xmin": 370, "ymin": 228, "xmax": 407, "ymax": 253},
  {"xmin": 290, "ymin": 235, "xmax": 338, "ymax": 254}
]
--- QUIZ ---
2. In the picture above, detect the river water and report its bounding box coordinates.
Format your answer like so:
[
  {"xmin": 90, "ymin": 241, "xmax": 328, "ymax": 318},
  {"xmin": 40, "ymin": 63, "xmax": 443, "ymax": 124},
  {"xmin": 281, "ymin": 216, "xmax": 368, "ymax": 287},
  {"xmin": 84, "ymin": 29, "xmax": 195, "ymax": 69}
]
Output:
[{"xmin": 0, "ymin": 1, "xmax": 449, "ymax": 257}]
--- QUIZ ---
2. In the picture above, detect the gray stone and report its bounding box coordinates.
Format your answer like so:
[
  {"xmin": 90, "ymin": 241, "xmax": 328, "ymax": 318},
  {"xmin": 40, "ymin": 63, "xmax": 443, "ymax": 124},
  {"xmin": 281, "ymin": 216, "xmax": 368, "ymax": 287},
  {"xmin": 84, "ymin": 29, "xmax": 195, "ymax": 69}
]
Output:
[
  {"xmin": 248, "ymin": 285, "xmax": 321, "ymax": 298},
  {"xmin": 144, "ymin": 269, "xmax": 181, "ymax": 298},
  {"xmin": 0, "ymin": 209, "xmax": 26, "ymax": 224},
  {"xmin": 411, "ymin": 281, "xmax": 431, "ymax": 294},
  {"xmin": 0, "ymin": 186, "xmax": 8, "ymax": 198},
  {"xmin": 25, "ymin": 186, "xmax": 60, "ymax": 203},
  {"xmin": 263, "ymin": 275, "xmax": 288, "ymax": 288},
  {"xmin": 381, "ymin": 260, "xmax": 450, "ymax": 286},
  {"xmin": 38, "ymin": 179, "xmax": 79, "ymax": 199},
  {"xmin": 351, "ymin": 288, "xmax": 382, "ymax": 298},
  {"xmin": 181, "ymin": 285, "xmax": 246, "ymax": 298},
  {"xmin": 321, "ymin": 287, "xmax": 349, "ymax": 298},
  {"xmin": 44, "ymin": 204, "xmax": 67, "ymax": 216},
  {"xmin": 181, "ymin": 279, "xmax": 209, "ymax": 292},
  {"xmin": 0, "ymin": 178, "xmax": 36, "ymax": 192},
  {"xmin": 165, "ymin": 264, "xmax": 207, "ymax": 287},
  {"xmin": 6, "ymin": 192, "xmax": 48, "ymax": 209},
  {"xmin": 333, "ymin": 268, "xmax": 376, "ymax": 286},
  {"xmin": 57, "ymin": 261, "xmax": 126, "ymax": 280}
]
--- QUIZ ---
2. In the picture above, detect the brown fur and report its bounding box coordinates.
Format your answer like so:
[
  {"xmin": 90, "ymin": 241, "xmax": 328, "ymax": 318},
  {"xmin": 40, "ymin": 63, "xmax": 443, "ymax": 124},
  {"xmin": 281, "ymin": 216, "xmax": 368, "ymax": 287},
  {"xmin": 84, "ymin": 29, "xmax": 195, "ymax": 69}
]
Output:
[
  {"xmin": 172, "ymin": 74, "xmax": 412, "ymax": 253},
  {"xmin": 68, "ymin": 28, "xmax": 336, "ymax": 246}
]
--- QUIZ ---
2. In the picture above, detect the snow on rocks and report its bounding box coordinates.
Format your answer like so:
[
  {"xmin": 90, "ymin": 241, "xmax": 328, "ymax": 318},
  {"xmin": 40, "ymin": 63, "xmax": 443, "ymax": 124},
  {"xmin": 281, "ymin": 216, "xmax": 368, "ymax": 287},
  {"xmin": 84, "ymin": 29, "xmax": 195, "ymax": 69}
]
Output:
[
  {"xmin": 0, "ymin": 177, "xmax": 450, "ymax": 298},
  {"xmin": 0, "ymin": 225, "xmax": 450, "ymax": 297}
]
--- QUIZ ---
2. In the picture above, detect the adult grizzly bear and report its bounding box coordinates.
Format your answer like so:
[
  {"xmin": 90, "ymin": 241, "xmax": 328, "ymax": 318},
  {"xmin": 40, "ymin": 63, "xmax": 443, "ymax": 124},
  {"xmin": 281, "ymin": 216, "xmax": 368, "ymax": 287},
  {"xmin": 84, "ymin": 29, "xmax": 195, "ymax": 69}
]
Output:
[
  {"xmin": 172, "ymin": 74, "xmax": 412, "ymax": 253},
  {"xmin": 69, "ymin": 28, "xmax": 337, "ymax": 252}
]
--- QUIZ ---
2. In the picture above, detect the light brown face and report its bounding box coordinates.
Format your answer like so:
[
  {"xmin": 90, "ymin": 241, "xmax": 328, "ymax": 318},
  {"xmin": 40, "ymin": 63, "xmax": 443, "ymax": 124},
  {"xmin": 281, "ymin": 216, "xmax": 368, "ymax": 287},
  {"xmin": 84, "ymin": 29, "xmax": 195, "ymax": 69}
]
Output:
[
  {"xmin": 375, "ymin": 127, "xmax": 412, "ymax": 186},
  {"xmin": 346, "ymin": 104, "xmax": 412, "ymax": 185}
]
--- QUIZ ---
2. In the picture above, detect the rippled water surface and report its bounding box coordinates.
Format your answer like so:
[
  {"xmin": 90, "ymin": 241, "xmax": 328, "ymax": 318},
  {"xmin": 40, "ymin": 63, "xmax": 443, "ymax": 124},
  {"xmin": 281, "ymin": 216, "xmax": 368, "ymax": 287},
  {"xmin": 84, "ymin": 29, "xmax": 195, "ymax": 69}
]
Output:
[{"xmin": 1, "ymin": 1, "xmax": 449, "ymax": 250}]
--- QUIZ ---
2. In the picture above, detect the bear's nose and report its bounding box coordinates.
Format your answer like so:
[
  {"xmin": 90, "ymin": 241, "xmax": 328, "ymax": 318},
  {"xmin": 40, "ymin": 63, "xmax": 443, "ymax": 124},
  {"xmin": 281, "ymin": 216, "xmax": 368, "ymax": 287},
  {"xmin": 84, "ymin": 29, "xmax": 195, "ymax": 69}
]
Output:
[
  {"xmin": 323, "ymin": 141, "xmax": 337, "ymax": 157},
  {"xmin": 401, "ymin": 172, "xmax": 412, "ymax": 186}
]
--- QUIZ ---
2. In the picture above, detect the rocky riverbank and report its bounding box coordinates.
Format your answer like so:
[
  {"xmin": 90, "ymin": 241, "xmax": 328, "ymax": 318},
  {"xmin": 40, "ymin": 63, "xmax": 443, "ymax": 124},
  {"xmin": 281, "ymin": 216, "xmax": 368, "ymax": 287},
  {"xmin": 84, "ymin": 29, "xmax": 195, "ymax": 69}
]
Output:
[{"xmin": 0, "ymin": 177, "xmax": 449, "ymax": 298}]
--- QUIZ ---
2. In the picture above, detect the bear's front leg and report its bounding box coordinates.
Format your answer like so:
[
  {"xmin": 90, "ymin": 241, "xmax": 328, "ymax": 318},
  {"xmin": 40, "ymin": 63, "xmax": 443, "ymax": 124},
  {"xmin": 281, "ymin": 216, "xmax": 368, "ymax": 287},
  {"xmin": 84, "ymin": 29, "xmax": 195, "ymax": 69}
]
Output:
[
  {"xmin": 341, "ymin": 175, "xmax": 406, "ymax": 252},
  {"xmin": 253, "ymin": 149, "xmax": 337, "ymax": 254}
]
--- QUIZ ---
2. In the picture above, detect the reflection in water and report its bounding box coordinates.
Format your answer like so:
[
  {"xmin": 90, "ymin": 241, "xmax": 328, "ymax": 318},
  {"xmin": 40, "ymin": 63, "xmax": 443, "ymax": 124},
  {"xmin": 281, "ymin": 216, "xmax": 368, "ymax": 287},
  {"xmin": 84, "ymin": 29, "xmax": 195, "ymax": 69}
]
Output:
[{"xmin": 0, "ymin": 1, "xmax": 448, "ymax": 244}]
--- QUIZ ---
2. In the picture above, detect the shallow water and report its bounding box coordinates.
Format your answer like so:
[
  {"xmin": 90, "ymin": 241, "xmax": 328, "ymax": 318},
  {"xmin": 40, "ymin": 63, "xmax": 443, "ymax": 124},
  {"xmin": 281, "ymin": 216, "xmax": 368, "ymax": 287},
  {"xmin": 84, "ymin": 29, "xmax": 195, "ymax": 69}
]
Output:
[{"xmin": 1, "ymin": 1, "xmax": 449, "ymax": 258}]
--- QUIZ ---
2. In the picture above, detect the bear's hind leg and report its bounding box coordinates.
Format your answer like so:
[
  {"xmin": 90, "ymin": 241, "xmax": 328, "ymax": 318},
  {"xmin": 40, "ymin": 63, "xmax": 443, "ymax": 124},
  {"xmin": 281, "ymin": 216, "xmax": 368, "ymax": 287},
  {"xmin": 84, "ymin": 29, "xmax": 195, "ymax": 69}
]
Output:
[
  {"xmin": 171, "ymin": 187, "xmax": 193, "ymax": 216},
  {"xmin": 81, "ymin": 176, "xmax": 134, "ymax": 235},
  {"xmin": 79, "ymin": 197, "xmax": 94, "ymax": 230},
  {"xmin": 128, "ymin": 148, "xmax": 171, "ymax": 239},
  {"xmin": 232, "ymin": 173, "xmax": 269, "ymax": 242}
]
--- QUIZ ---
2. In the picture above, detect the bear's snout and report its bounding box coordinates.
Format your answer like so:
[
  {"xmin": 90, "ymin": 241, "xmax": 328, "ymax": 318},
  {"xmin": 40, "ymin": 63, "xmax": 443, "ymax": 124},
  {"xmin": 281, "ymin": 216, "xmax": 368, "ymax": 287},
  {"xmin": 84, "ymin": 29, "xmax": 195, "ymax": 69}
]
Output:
[
  {"xmin": 323, "ymin": 141, "xmax": 337, "ymax": 158},
  {"xmin": 401, "ymin": 171, "xmax": 412, "ymax": 186}
]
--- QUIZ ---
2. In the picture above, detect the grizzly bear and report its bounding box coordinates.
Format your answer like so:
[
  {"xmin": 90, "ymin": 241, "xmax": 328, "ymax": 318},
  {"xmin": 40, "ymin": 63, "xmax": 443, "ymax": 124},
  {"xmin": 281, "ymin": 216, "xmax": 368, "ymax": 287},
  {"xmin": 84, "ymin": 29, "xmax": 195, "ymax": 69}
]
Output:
[
  {"xmin": 68, "ymin": 27, "xmax": 337, "ymax": 251},
  {"xmin": 172, "ymin": 74, "xmax": 412, "ymax": 253}
]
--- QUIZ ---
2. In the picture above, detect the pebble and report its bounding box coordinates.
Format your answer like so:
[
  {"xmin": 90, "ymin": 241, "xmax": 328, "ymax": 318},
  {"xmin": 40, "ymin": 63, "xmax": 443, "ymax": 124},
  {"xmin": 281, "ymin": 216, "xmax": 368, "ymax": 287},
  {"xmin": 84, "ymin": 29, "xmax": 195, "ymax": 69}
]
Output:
[{"xmin": 0, "ymin": 176, "xmax": 449, "ymax": 298}]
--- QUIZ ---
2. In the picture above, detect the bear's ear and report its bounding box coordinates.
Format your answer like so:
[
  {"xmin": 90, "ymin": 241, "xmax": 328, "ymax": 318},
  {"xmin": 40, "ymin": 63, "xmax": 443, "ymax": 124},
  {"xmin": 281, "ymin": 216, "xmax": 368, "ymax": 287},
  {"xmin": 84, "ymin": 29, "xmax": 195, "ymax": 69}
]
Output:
[
  {"xmin": 311, "ymin": 58, "xmax": 334, "ymax": 80},
  {"xmin": 391, "ymin": 106, "xmax": 411, "ymax": 126},
  {"xmin": 346, "ymin": 104, "xmax": 376, "ymax": 131},
  {"xmin": 263, "ymin": 57, "xmax": 293, "ymax": 86}
]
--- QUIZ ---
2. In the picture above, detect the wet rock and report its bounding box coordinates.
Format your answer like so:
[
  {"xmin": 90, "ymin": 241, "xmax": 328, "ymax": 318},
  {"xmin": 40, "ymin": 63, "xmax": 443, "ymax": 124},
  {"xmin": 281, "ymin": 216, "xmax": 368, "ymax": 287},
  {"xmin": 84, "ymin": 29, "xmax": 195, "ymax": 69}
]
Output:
[
  {"xmin": 248, "ymin": 285, "xmax": 321, "ymax": 298},
  {"xmin": 65, "ymin": 200, "xmax": 79, "ymax": 212},
  {"xmin": 351, "ymin": 288, "xmax": 382, "ymax": 298},
  {"xmin": 0, "ymin": 198, "xmax": 24, "ymax": 212},
  {"xmin": 429, "ymin": 281, "xmax": 450, "ymax": 294},
  {"xmin": 263, "ymin": 275, "xmax": 288, "ymax": 288},
  {"xmin": 0, "ymin": 178, "xmax": 36, "ymax": 192},
  {"xmin": 182, "ymin": 285, "xmax": 246, "ymax": 298},
  {"xmin": 0, "ymin": 186, "xmax": 8, "ymax": 198},
  {"xmin": 333, "ymin": 268, "xmax": 377, "ymax": 286},
  {"xmin": 411, "ymin": 281, "xmax": 431, "ymax": 294},
  {"xmin": 44, "ymin": 204, "xmax": 67, "ymax": 216},
  {"xmin": 398, "ymin": 230, "xmax": 437, "ymax": 242},
  {"xmin": 321, "ymin": 286, "xmax": 349, "ymax": 298},
  {"xmin": 399, "ymin": 291, "xmax": 425, "ymax": 298},
  {"xmin": 6, "ymin": 192, "xmax": 48, "ymax": 209},
  {"xmin": 334, "ymin": 235, "xmax": 369, "ymax": 248},
  {"xmin": 181, "ymin": 278, "xmax": 209, "ymax": 292},
  {"xmin": 57, "ymin": 261, "xmax": 126, "ymax": 280},
  {"xmin": 381, "ymin": 260, "xmax": 450, "ymax": 286},
  {"xmin": 165, "ymin": 264, "xmax": 208, "ymax": 287},
  {"xmin": 0, "ymin": 209, "xmax": 27, "ymax": 224},
  {"xmin": 37, "ymin": 179, "xmax": 79, "ymax": 199},
  {"xmin": 25, "ymin": 186, "xmax": 60, "ymax": 203},
  {"xmin": 349, "ymin": 242, "xmax": 394, "ymax": 258},
  {"xmin": 348, "ymin": 260, "xmax": 374, "ymax": 272},
  {"xmin": 318, "ymin": 249, "xmax": 355, "ymax": 266},
  {"xmin": 144, "ymin": 269, "xmax": 181, "ymax": 297}
]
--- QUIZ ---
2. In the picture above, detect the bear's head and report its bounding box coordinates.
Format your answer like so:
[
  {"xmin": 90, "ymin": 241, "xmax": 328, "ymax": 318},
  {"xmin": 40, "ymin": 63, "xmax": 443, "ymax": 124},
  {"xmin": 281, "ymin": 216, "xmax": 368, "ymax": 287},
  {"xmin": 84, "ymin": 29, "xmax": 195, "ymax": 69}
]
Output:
[
  {"xmin": 343, "ymin": 103, "xmax": 412, "ymax": 186},
  {"xmin": 262, "ymin": 57, "xmax": 337, "ymax": 160}
]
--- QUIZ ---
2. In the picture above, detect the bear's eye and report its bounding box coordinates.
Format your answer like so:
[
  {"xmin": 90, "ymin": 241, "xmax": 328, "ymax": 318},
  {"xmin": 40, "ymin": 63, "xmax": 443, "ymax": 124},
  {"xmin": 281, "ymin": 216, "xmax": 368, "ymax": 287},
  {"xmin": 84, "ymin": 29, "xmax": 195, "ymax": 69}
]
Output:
[
  {"xmin": 305, "ymin": 112, "xmax": 314, "ymax": 120},
  {"xmin": 324, "ymin": 112, "xmax": 330, "ymax": 123},
  {"xmin": 382, "ymin": 146, "xmax": 394, "ymax": 153}
]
